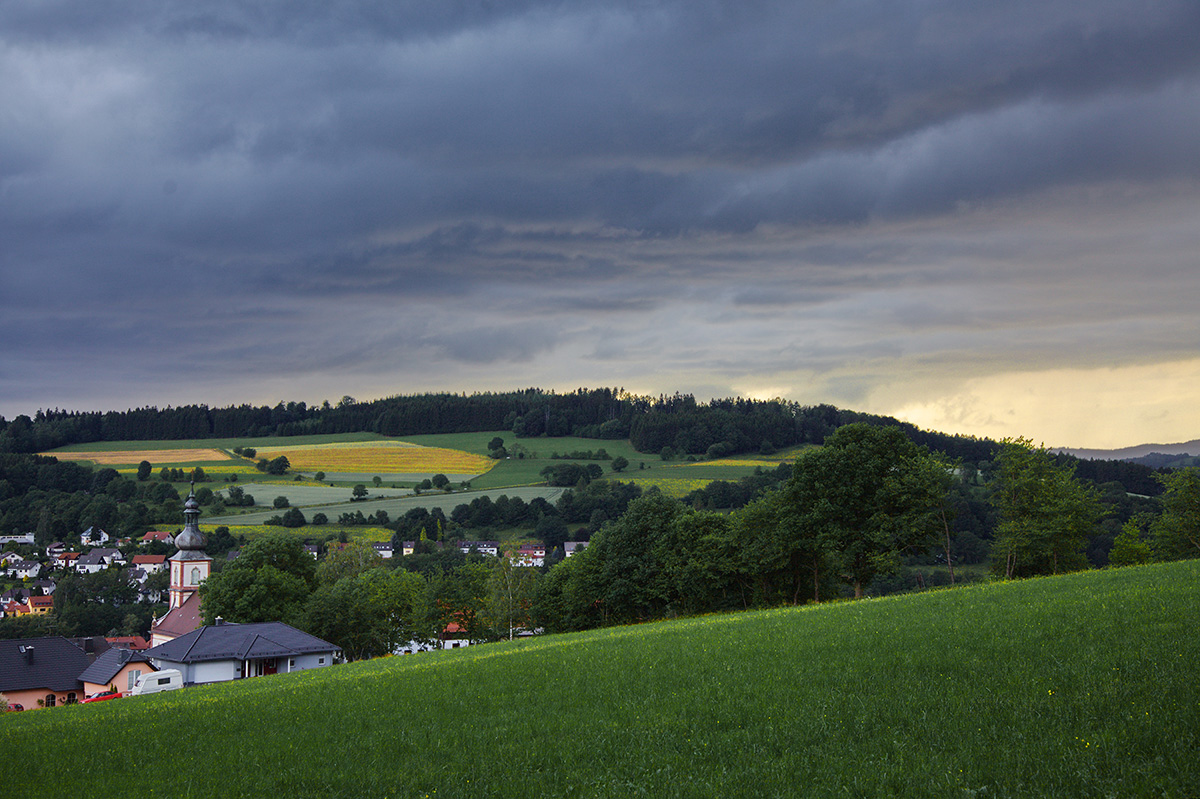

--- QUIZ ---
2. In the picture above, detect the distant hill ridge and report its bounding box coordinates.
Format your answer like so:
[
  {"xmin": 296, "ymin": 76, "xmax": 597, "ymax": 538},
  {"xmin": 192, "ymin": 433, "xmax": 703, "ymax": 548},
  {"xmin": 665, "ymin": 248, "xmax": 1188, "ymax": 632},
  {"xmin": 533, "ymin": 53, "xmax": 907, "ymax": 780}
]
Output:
[{"xmin": 1055, "ymin": 438, "xmax": 1200, "ymax": 462}]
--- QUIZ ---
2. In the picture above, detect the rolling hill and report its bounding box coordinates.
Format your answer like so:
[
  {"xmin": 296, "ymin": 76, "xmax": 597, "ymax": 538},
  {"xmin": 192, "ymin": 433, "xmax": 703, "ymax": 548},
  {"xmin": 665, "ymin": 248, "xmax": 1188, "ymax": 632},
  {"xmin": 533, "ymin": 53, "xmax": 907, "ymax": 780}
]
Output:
[{"xmin": 3, "ymin": 561, "xmax": 1197, "ymax": 798}]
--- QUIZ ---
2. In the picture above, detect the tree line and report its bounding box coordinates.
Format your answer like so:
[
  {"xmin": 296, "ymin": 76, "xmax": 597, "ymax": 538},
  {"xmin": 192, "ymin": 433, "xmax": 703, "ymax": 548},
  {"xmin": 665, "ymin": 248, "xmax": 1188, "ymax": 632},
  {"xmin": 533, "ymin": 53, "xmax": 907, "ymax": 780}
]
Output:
[
  {"xmin": 532, "ymin": 428, "xmax": 1199, "ymax": 633},
  {"xmin": 197, "ymin": 426, "xmax": 1200, "ymax": 657}
]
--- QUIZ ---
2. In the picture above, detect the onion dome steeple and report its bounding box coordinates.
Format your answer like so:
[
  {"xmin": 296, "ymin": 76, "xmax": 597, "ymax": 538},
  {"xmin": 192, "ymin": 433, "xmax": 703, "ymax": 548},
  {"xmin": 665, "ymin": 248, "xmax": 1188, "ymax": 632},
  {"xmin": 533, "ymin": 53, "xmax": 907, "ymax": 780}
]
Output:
[
  {"xmin": 163, "ymin": 480, "xmax": 213, "ymax": 615},
  {"xmin": 174, "ymin": 481, "xmax": 207, "ymax": 553}
]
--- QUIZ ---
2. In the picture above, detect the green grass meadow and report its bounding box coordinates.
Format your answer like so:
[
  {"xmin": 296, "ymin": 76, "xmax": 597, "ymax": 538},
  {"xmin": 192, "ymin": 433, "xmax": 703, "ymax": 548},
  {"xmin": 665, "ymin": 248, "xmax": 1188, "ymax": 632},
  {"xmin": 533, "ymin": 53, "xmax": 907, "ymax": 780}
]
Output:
[
  {"xmin": 3, "ymin": 561, "xmax": 1197, "ymax": 798},
  {"xmin": 402, "ymin": 432, "xmax": 671, "ymax": 489}
]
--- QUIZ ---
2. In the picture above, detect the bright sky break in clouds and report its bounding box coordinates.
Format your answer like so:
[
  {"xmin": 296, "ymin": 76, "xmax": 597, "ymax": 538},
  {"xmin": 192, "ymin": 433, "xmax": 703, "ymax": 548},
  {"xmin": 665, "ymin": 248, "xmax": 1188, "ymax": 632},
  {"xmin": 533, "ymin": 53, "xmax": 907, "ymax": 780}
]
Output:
[{"xmin": 2, "ymin": 1, "xmax": 1199, "ymax": 449}]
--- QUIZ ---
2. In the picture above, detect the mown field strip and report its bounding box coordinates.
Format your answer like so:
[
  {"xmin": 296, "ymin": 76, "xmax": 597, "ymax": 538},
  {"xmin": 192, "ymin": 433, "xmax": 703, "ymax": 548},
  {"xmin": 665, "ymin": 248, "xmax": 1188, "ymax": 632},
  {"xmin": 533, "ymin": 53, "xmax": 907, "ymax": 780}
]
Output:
[{"xmin": 44, "ymin": 448, "xmax": 233, "ymax": 465}]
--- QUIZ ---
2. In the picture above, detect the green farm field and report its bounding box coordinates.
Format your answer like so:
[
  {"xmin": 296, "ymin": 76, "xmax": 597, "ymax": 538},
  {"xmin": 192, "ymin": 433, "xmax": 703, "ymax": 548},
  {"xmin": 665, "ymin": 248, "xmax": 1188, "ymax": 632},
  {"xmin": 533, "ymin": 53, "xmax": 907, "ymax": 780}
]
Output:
[
  {"xmin": 4, "ymin": 561, "xmax": 1197, "ymax": 798},
  {"xmin": 213, "ymin": 524, "xmax": 397, "ymax": 544},
  {"xmin": 400, "ymin": 432, "xmax": 672, "ymax": 489},
  {"xmin": 204, "ymin": 485, "xmax": 567, "ymax": 526}
]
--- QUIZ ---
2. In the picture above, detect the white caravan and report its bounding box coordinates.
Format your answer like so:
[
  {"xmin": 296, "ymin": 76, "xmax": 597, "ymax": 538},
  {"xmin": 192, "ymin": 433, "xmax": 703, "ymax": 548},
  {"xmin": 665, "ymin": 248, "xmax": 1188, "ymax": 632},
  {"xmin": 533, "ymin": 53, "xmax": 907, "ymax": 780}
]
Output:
[{"xmin": 129, "ymin": 669, "xmax": 183, "ymax": 696}]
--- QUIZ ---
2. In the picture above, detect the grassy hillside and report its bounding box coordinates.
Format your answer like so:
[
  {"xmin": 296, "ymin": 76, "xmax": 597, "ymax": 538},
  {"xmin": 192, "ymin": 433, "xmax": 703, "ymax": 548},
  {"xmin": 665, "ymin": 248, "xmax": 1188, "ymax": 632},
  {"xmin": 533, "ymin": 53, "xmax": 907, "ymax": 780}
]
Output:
[{"xmin": 3, "ymin": 561, "xmax": 1197, "ymax": 798}]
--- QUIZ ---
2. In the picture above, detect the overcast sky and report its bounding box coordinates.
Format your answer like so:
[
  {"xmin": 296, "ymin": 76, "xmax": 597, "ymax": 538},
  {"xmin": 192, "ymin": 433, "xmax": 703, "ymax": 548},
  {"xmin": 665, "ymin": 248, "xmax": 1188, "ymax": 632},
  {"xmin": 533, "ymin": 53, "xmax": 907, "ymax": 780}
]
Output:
[{"xmin": 3, "ymin": 1, "xmax": 1199, "ymax": 449}]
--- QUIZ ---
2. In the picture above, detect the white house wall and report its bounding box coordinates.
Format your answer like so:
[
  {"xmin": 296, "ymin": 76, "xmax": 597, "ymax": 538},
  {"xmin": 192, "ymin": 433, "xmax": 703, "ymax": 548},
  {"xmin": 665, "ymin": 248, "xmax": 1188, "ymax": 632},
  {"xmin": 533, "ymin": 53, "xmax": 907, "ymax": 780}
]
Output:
[
  {"xmin": 151, "ymin": 653, "xmax": 336, "ymax": 684},
  {"xmin": 285, "ymin": 652, "xmax": 335, "ymax": 672}
]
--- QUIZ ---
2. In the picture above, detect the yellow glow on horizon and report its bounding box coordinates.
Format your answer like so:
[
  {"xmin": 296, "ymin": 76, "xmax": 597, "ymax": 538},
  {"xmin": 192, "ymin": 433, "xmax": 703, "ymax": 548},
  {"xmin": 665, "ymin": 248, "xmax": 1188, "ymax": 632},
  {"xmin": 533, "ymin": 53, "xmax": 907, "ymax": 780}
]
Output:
[{"xmin": 887, "ymin": 358, "xmax": 1200, "ymax": 450}]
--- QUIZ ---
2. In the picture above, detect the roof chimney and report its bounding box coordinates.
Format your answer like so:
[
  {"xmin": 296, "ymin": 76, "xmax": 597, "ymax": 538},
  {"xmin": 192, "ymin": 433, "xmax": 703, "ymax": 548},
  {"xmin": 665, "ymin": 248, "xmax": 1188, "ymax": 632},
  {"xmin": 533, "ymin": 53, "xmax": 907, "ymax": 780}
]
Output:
[
  {"xmin": 215, "ymin": 616, "xmax": 225, "ymax": 626},
  {"xmin": 19, "ymin": 644, "xmax": 34, "ymax": 663}
]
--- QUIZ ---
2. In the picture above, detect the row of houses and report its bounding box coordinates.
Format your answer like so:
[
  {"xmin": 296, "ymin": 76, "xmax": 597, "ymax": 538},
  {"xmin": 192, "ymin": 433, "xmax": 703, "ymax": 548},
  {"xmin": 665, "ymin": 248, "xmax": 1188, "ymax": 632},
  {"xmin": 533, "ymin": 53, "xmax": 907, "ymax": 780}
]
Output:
[
  {"xmin": 0, "ymin": 623, "xmax": 341, "ymax": 710},
  {"xmin": 74, "ymin": 528, "xmax": 176, "ymax": 547},
  {"xmin": 313, "ymin": 539, "xmax": 588, "ymax": 566},
  {"xmin": 2, "ymin": 529, "xmax": 177, "ymax": 578},
  {"xmin": 2, "ymin": 594, "xmax": 54, "ymax": 618},
  {"xmin": 3, "ymin": 547, "xmax": 170, "ymax": 579}
]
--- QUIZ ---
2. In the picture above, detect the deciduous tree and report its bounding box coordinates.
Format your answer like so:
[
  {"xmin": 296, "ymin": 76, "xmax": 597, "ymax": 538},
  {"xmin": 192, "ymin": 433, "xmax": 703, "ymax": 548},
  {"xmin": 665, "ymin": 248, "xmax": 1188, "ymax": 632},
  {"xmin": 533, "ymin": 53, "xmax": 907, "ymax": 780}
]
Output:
[
  {"xmin": 988, "ymin": 437, "xmax": 1103, "ymax": 579},
  {"xmin": 1150, "ymin": 468, "xmax": 1200, "ymax": 560},
  {"xmin": 784, "ymin": 423, "xmax": 952, "ymax": 598}
]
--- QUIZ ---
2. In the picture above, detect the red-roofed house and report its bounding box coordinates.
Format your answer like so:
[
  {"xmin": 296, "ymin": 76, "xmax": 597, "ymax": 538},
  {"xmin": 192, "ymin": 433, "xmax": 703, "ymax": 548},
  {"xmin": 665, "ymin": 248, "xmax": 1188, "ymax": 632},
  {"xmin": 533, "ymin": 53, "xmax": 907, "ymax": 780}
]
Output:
[
  {"xmin": 510, "ymin": 543, "xmax": 546, "ymax": 567},
  {"xmin": 141, "ymin": 531, "xmax": 175, "ymax": 546},
  {"xmin": 440, "ymin": 622, "xmax": 471, "ymax": 650},
  {"xmin": 131, "ymin": 554, "xmax": 167, "ymax": 574},
  {"xmin": 106, "ymin": 635, "xmax": 151, "ymax": 651}
]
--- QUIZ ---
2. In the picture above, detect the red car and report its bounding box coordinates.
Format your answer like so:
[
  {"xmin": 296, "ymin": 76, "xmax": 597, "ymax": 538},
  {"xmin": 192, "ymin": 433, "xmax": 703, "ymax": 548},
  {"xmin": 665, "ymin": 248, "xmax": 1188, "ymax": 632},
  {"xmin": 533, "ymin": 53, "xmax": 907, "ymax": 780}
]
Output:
[
  {"xmin": 4, "ymin": 703, "xmax": 22, "ymax": 711},
  {"xmin": 81, "ymin": 690, "xmax": 123, "ymax": 703}
]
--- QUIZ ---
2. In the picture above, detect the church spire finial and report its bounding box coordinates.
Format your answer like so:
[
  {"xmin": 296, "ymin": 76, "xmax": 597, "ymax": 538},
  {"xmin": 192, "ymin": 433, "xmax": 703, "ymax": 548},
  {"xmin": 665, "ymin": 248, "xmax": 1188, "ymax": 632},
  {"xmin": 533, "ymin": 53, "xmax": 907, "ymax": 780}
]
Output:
[{"xmin": 175, "ymin": 480, "xmax": 206, "ymax": 552}]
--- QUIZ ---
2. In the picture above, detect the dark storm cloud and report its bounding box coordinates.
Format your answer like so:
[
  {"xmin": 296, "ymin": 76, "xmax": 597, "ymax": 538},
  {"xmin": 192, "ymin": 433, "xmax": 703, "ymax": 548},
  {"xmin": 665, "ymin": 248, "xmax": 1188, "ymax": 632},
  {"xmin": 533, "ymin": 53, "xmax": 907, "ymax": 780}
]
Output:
[{"xmin": 2, "ymin": 0, "xmax": 1200, "ymax": 426}]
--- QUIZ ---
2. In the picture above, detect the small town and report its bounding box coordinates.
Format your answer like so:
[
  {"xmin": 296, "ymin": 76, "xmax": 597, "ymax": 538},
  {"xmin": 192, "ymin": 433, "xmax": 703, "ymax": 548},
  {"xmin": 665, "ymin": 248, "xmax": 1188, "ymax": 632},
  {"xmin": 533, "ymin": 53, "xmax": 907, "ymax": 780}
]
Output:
[{"xmin": 0, "ymin": 484, "xmax": 593, "ymax": 711}]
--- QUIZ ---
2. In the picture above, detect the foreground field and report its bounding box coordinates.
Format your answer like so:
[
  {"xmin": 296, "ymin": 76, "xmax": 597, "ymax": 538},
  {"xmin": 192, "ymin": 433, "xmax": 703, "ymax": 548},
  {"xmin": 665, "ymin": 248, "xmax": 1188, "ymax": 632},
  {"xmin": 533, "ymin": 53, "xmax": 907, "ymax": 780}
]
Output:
[{"xmin": 4, "ymin": 561, "xmax": 1197, "ymax": 798}]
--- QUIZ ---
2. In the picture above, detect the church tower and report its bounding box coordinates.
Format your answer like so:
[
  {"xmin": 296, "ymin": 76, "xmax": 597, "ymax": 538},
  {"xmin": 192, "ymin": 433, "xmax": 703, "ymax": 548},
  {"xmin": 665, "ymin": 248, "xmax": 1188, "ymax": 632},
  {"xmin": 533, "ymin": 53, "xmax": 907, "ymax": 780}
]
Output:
[
  {"xmin": 151, "ymin": 483, "xmax": 211, "ymax": 646},
  {"xmin": 168, "ymin": 484, "xmax": 212, "ymax": 609}
]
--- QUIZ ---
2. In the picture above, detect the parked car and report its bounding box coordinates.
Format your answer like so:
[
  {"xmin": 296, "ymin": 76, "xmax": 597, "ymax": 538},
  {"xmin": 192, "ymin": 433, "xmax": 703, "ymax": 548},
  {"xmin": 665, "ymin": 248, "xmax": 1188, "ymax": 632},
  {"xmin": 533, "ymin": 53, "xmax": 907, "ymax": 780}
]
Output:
[
  {"xmin": 4, "ymin": 702, "xmax": 23, "ymax": 711},
  {"xmin": 129, "ymin": 669, "xmax": 182, "ymax": 696},
  {"xmin": 81, "ymin": 690, "xmax": 123, "ymax": 703}
]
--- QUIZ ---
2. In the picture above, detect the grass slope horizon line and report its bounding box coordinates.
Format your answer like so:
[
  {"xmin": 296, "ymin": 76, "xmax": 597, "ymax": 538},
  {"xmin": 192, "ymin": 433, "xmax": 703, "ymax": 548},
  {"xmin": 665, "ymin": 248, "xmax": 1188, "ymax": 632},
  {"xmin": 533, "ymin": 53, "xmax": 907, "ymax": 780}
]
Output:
[{"xmin": 3, "ymin": 560, "xmax": 1197, "ymax": 798}]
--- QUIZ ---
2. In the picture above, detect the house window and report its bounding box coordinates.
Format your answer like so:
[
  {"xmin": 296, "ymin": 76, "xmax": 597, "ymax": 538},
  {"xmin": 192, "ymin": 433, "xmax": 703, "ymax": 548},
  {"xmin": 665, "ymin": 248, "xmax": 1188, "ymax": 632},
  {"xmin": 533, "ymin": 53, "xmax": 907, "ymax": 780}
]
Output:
[
  {"xmin": 318, "ymin": 657, "xmax": 325, "ymax": 665},
  {"xmin": 66, "ymin": 692, "xmax": 77, "ymax": 704},
  {"xmin": 45, "ymin": 694, "xmax": 56, "ymax": 707},
  {"xmin": 289, "ymin": 659, "xmax": 295, "ymax": 668},
  {"xmin": 128, "ymin": 670, "xmax": 142, "ymax": 691}
]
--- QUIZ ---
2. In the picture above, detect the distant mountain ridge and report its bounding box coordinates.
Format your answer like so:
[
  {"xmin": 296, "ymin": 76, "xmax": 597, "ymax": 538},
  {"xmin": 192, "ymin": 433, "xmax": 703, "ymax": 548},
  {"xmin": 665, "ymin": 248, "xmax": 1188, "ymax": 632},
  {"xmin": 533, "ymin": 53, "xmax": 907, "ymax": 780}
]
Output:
[{"xmin": 1055, "ymin": 439, "xmax": 1200, "ymax": 462}]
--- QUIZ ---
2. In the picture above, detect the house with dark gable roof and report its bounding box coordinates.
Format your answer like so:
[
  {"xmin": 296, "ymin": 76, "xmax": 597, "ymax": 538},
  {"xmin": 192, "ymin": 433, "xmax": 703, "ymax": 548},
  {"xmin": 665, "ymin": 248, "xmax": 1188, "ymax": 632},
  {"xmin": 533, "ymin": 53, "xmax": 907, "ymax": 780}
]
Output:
[
  {"xmin": 0, "ymin": 637, "xmax": 91, "ymax": 709},
  {"xmin": 78, "ymin": 648, "xmax": 155, "ymax": 695},
  {"xmin": 143, "ymin": 620, "xmax": 340, "ymax": 685}
]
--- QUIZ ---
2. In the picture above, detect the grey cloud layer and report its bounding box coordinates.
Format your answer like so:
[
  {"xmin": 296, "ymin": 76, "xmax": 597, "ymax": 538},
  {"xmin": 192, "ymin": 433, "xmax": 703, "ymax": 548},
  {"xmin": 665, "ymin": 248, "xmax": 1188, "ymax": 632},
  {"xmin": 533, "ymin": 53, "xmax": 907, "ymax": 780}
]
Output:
[{"xmin": 2, "ymin": 1, "xmax": 1198, "ymax": 417}]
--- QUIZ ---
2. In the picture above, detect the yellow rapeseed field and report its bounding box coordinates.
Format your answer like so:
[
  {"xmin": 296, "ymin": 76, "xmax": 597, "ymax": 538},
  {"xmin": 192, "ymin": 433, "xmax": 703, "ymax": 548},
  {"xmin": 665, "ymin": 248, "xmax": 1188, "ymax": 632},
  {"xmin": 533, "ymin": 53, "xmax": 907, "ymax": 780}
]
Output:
[
  {"xmin": 218, "ymin": 524, "xmax": 395, "ymax": 543},
  {"xmin": 621, "ymin": 477, "xmax": 710, "ymax": 497},
  {"xmin": 252, "ymin": 441, "xmax": 492, "ymax": 474}
]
